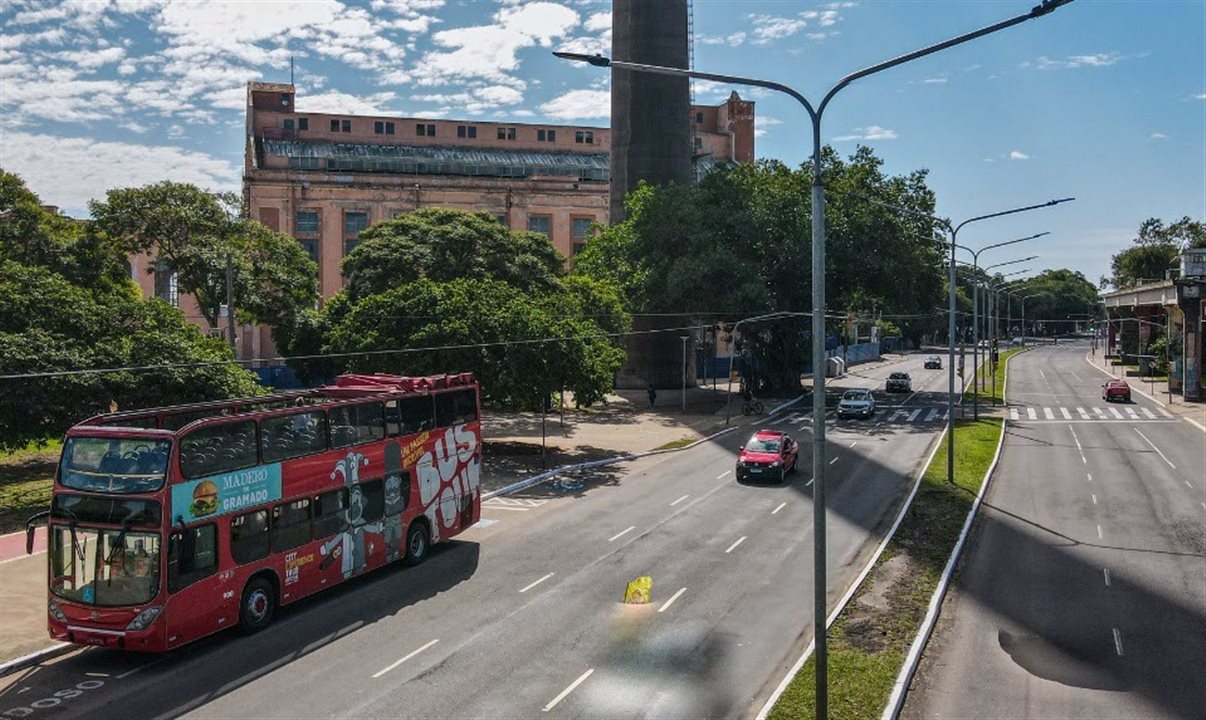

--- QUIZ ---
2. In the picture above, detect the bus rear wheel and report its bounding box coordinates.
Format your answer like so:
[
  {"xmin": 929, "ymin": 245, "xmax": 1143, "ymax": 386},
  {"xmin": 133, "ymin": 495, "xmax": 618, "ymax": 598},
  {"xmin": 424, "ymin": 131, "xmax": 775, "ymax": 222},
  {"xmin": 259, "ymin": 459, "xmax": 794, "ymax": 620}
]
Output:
[
  {"xmin": 403, "ymin": 521, "xmax": 430, "ymax": 567},
  {"xmin": 238, "ymin": 576, "xmax": 276, "ymax": 634}
]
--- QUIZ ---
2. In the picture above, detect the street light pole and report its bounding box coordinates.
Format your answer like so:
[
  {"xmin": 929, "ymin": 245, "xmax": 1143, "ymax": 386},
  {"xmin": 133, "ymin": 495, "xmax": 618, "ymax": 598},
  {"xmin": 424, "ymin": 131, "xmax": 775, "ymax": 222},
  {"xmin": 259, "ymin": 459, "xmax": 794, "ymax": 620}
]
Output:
[
  {"xmin": 722, "ymin": 311, "xmax": 801, "ymax": 425},
  {"xmin": 681, "ymin": 335, "xmax": 690, "ymax": 413},
  {"xmin": 985, "ymin": 270, "xmax": 1031, "ymax": 405},
  {"xmin": 556, "ymin": 5, "xmax": 1074, "ymax": 715}
]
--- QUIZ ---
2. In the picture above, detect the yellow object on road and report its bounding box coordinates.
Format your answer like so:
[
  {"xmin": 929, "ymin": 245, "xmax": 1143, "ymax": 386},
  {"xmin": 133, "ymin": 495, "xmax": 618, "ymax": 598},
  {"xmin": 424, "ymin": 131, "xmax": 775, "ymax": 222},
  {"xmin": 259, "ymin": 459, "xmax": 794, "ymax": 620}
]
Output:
[{"xmin": 624, "ymin": 576, "xmax": 652, "ymax": 604}]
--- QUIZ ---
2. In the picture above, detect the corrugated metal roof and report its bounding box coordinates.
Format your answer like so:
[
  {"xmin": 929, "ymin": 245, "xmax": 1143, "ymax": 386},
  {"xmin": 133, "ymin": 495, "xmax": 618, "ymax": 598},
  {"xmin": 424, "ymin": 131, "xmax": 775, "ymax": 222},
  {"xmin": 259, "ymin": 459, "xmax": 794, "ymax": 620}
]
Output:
[{"xmin": 264, "ymin": 139, "xmax": 609, "ymax": 169}]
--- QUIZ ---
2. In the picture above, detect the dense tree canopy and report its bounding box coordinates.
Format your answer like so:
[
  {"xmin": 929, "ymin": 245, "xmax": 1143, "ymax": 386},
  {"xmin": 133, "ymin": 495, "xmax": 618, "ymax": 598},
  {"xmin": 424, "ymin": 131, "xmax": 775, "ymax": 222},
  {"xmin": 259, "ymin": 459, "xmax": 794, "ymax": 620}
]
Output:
[
  {"xmin": 574, "ymin": 147, "xmax": 944, "ymax": 389},
  {"xmin": 1001, "ymin": 269, "xmax": 1101, "ymax": 336},
  {"xmin": 90, "ymin": 181, "xmax": 318, "ymax": 330},
  {"xmin": 341, "ymin": 209, "xmax": 564, "ymax": 301},
  {"xmin": 0, "ymin": 172, "xmax": 262, "ymax": 449},
  {"xmin": 1104, "ymin": 216, "xmax": 1206, "ymax": 289}
]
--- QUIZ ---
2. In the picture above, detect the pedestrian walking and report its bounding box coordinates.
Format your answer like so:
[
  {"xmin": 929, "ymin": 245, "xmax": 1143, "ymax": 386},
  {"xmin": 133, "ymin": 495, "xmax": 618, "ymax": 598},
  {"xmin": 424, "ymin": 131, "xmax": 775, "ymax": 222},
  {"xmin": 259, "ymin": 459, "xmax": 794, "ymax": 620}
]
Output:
[{"xmin": 647, "ymin": 384, "xmax": 657, "ymax": 409}]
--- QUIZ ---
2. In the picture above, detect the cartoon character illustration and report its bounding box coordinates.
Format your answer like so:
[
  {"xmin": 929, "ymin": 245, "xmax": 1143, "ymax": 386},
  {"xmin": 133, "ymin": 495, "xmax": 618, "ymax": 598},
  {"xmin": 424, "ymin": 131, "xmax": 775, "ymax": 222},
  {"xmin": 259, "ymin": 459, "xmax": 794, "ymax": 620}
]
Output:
[
  {"xmin": 415, "ymin": 424, "xmax": 481, "ymax": 543},
  {"xmin": 319, "ymin": 452, "xmax": 380, "ymax": 579},
  {"xmin": 382, "ymin": 443, "xmax": 407, "ymax": 562}
]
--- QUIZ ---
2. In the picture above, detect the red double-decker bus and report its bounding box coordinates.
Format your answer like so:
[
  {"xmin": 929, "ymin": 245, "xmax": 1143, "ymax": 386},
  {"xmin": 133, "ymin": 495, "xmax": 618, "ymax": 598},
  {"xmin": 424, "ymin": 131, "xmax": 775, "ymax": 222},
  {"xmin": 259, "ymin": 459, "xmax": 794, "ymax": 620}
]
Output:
[{"xmin": 25, "ymin": 373, "xmax": 481, "ymax": 651}]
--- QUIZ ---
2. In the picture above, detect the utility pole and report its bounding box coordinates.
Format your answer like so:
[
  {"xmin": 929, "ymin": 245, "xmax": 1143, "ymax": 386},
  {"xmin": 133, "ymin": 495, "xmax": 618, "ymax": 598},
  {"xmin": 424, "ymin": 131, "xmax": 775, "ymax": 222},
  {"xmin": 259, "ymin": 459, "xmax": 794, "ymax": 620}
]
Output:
[{"xmin": 225, "ymin": 255, "xmax": 236, "ymax": 351}]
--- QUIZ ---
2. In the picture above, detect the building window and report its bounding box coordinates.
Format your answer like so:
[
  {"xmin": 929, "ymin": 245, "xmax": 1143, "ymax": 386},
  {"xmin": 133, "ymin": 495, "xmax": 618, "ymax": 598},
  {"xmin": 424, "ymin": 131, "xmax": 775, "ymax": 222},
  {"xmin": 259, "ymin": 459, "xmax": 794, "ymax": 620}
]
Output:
[
  {"xmin": 283, "ymin": 119, "xmax": 294, "ymax": 131},
  {"xmin": 298, "ymin": 117, "xmax": 308, "ymax": 131},
  {"xmin": 330, "ymin": 119, "xmax": 340, "ymax": 132},
  {"xmin": 417, "ymin": 123, "xmax": 435, "ymax": 137},
  {"xmin": 695, "ymin": 112, "xmax": 703, "ymax": 124},
  {"xmin": 281, "ymin": 93, "xmax": 291, "ymax": 107},
  {"xmin": 375, "ymin": 121, "xmax": 384, "ymax": 134},
  {"xmin": 299, "ymin": 238, "xmax": 319, "ymax": 264},
  {"xmin": 498, "ymin": 127, "xmax": 516, "ymax": 140},
  {"xmin": 537, "ymin": 129, "xmax": 557, "ymax": 142},
  {"xmin": 528, "ymin": 215, "xmax": 551, "ymax": 236},
  {"xmin": 296, "ymin": 210, "xmax": 320, "ymax": 234},
  {"xmin": 496, "ymin": 214, "xmax": 507, "ymax": 227},
  {"xmin": 385, "ymin": 121, "xmax": 395, "ymax": 135},
  {"xmin": 575, "ymin": 130, "xmax": 594, "ymax": 144},
  {"xmin": 694, "ymin": 136, "xmax": 703, "ymax": 150},
  {"xmin": 344, "ymin": 211, "xmax": 369, "ymax": 255},
  {"xmin": 572, "ymin": 217, "xmax": 593, "ymax": 256},
  {"xmin": 457, "ymin": 125, "xmax": 477, "ymax": 138},
  {"xmin": 153, "ymin": 260, "xmax": 178, "ymax": 307},
  {"xmin": 341, "ymin": 119, "xmax": 351, "ymax": 132}
]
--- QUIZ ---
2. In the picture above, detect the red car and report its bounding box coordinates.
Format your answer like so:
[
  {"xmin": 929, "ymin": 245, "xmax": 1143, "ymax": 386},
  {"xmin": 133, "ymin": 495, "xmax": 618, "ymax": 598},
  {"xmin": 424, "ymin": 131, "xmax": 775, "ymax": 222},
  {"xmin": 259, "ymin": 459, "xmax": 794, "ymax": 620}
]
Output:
[
  {"xmin": 1102, "ymin": 378, "xmax": 1131, "ymax": 403},
  {"xmin": 736, "ymin": 430, "xmax": 799, "ymax": 483}
]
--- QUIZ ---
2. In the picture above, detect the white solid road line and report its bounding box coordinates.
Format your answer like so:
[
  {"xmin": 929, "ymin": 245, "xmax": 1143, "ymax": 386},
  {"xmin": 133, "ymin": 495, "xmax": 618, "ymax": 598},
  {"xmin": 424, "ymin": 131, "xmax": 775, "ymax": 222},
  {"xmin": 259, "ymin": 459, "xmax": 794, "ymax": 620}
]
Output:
[
  {"xmin": 485, "ymin": 505, "xmax": 530, "ymax": 512},
  {"xmin": 519, "ymin": 573, "xmax": 555, "ymax": 594},
  {"xmin": 1087, "ymin": 473, "xmax": 1093, "ymax": 482},
  {"xmin": 372, "ymin": 639, "xmax": 440, "ymax": 679},
  {"xmin": 772, "ymin": 501, "xmax": 787, "ymax": 515},
  {"xmin": 725, "ymin": 536, "xmax": 747, "ymax": 554},
  {"xmin": 716, "ymin": 470, "xmax": 731, "ymax": 479},
  {"xmin": 658, "ymin": 587, "xmax": 687, "ymax": 614},
  {"xmin": 1039, "ymin": 368, "xmax": 1047, "ymax": 380},
  {"xmin": 542, "ymin": 668, "xmax": 594, "ymax": 713},
  {"xmin": 670, "ymin": 494, "xmax": 690, "ymax": 506},
  {"xmin": 1103, "ymin": 567, "xmax": 1111, "ymax": 587},
  {"xmin": 1113, "ymin": 628, "xmax": 1124, "ymax": 656},
  {"xmin": 608, "ymin": 526, "xmax": 636, "ymax": 542},
  {"xmin": 829, "ymin": 457, "xmax": 839, "ymax": 465},
  {"xmin": 1134, "ymin": 428, "xmax": 1177, "ymax": 469},
  {"xmin": 849, "ymin": 440, "xmax": 858, "ymax": 447}
]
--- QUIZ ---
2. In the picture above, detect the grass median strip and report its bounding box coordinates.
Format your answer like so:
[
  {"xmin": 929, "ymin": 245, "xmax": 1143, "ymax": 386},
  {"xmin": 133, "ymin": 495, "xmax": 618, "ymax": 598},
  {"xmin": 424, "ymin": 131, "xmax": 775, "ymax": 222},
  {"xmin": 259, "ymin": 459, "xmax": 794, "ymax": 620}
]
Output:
[
  {"xmin": 964, "ymin": 346, "xmax": 1026, "ymax": 406},
  {"xmin": 767, "ymin": 418, "xmax": 1002, "ymax": 720}
]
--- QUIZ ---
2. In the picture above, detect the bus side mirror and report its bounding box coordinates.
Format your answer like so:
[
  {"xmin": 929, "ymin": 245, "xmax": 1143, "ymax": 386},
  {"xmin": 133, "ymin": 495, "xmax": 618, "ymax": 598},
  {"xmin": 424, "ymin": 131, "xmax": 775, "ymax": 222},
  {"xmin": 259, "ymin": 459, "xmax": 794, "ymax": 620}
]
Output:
[
  {"xmin": 25, "ymin": 510, "xmax": 50, "ymax": 555},
  {"xmin": 25, "ymin": 526, "xmax": 34, "ymax": 555}
]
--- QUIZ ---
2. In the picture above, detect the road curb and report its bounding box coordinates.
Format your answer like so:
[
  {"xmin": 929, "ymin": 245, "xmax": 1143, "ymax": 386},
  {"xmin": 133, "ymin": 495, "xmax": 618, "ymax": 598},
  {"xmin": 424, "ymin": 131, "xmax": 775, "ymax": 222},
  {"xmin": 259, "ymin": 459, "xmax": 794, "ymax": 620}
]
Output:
[
  {"xmin": 754, "ymin": 419, "xmax": 949, "ymax": 720},
  {"xmin": 0, "ymin": 643, "xmax": 75, "ymax": 678},
  {"xmin": 880, "ymin": 348, "xmax": 1023, "ymax": 719}
]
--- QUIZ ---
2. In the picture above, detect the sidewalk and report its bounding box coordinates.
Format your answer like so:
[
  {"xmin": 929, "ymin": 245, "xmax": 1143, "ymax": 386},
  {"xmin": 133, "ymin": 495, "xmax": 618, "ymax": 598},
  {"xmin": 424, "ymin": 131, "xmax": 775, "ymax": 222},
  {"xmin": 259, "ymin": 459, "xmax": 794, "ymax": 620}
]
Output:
[
  {"xmin": 0, "ymin": 553, "xmax": 56, "ymax": 667},
  {"xmin": 1085, "ymin": 350, "xmax": 1206, "ymax": 430}
]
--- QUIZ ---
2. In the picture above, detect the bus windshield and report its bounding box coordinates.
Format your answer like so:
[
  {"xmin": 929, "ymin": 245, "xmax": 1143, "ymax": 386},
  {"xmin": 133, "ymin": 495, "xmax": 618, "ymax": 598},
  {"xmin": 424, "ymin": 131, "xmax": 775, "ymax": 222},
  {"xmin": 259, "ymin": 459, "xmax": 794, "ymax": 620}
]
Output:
[
  {"xmin": 59, "ymin": 437, "xmax": 170, "ymax": 494},
  {"xmin": 50, "ymin": 526, "xmax": 162, "ymax": 607}
]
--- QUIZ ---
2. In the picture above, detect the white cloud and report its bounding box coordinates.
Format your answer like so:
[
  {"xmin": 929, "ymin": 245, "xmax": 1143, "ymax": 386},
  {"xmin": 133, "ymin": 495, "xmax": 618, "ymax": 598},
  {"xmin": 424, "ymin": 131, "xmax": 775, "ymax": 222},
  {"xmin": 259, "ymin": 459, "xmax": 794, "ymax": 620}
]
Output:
[
  {"xmin": 418, "ymin": 2, "xmax": 579, "ymax": 88},
  {"xmin": 748, "ymin": 15, "xmax": 808, "ymax": 45},
  {"xmin": 1149, "ymin": 132, "xmax": 1168, "ymax": 140},
  {"xmin": 1009, "ymin": 150, "xmax": 1030, "ymax": 160},
  {"xmin": 539, "ymin": 88, "xmax": 609, "ymax": 120},
  {"xmin": 411, "ymin": 84, "xmax": 525, "ymax": 113},
  {"xmin": 167, "ymin": 124, "xmax": 185, "ymax": 138},
  {"xmin": 119, "ymin": 121, "xmax": 150, "ymax": 134},
  {"xmin": 583, "ymin": 11, "xmax": 609, "ymax": 33},
  {"xmin": 46, "ymin": 46, "xmax": 127, "ymax": 70},
  {"xmin": 698, "ymin": 31, "xmax": 746, "ymax": 47},
  {"xmin": 1031, "ymin": 51, "xmax": 1146, "ymax": 70},
  {"xmin": 0, "ymin": 131, "xmax": 240, "ymax": 215},
  {"xmin": 754, "ymin": 116, "xmax": 782, "ymax": 138},
  {"xmin": 295, "ymin": 90, "xmax": 403, "ymax": 116},
  {"xmin": 1193, "ymin": 93, "xmax": 1206, "ymax": 100},
  {"xmin": 369, "ymin": 0, "xmax": 446, "ymax": 33},
  {"xmin": 832, "ymin": 125, "xmax": 897, "ymax": 142},
  {"xmin": 923, "ymin": 76, "xmax": 948, "ymax": 84}
]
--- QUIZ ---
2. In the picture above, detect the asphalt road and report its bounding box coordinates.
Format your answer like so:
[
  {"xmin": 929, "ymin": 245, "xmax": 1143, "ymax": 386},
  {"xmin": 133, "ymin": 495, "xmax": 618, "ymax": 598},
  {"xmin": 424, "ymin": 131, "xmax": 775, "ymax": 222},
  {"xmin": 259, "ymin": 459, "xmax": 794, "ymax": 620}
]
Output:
[
  {"xmin": 902, "ymin": 342, "xmax": 1206, "ymax": 719},
  {"xmin": 0, "ymin": 354, "xmax": 955, "ymax": 720}
]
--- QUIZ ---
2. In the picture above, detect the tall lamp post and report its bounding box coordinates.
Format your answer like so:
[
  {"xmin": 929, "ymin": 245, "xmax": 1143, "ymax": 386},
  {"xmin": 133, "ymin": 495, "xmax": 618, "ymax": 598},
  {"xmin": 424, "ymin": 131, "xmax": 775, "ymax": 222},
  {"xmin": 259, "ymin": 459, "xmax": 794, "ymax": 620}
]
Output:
[
  {"xmin": 557, "ymin": 4, "xmax": 1074, "ymax": 715},
  {"xmin": 1018, "ymin": 292, "xmax": 1049, "ymax": 342},
  {"xmin": 985, "ymin": 269, "xmax": 1032, "ymax": 403}
]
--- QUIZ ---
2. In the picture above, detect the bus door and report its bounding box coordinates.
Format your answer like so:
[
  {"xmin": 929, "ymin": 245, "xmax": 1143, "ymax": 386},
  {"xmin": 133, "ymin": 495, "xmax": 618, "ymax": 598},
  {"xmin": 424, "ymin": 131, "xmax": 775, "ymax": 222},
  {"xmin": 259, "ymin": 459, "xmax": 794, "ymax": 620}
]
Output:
[{"xmin": 164, "ymin": 523, "xmax": 232, "ymax": 647}]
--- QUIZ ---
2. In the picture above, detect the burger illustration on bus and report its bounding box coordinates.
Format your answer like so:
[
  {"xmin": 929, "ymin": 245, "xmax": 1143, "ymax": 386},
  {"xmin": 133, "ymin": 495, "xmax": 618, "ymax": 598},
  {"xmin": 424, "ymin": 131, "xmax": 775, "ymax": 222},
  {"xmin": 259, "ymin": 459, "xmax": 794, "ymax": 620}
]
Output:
[{"xmin": 189, "ymin": 479, "xmax": 219, "ymax": 517}]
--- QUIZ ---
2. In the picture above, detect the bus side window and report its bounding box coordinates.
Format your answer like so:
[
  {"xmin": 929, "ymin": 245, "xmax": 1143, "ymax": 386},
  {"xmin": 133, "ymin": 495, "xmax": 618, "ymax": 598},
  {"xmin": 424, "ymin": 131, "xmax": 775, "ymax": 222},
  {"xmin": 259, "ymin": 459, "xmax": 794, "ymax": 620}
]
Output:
[
  {"xmin": 180, "ymin": 420, "xmax": 258, "ymax": 478},
  {"xmin": 168, "ymin": 524, "xmax": 217, "ymax": 592},
  {"xmin": 260, "ymin": 411, "xmax": 327, "ymax": 462},
  {"xmin": 271, "ymin": 499, "xmax": 312, "ymax": 552},
  {"xmin": 384, "ymin": 400, "xmax": 401, "ymax": 437},
  {"xmin": 230, "ymin": 510, "xmax": 270, "ymax": 564},
  {"xmin": 436, "ymin": 389, "xmax": 478, "ymax": 426},
  {"xmin": 361, "ymin": 480, "xmax": 384, "ymax": 522},
  {"xmin": 329, "ymin": 402, "xmax": 386, "ymax": 448},
  {"xmin": 313, "ymin": 489, "xmax": 348, "ymax": 538},
  {"xmin": 398, "ymin": 396, "xmax": 434, "ymax": 435}
]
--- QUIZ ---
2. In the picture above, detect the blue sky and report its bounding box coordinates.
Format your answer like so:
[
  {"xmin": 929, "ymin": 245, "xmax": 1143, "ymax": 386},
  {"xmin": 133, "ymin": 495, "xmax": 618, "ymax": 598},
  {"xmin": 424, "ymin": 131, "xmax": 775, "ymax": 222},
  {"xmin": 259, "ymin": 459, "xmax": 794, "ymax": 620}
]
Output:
[{"xmin": 1, "ymin": 0, "xmax": 1202, "ymax": 287}]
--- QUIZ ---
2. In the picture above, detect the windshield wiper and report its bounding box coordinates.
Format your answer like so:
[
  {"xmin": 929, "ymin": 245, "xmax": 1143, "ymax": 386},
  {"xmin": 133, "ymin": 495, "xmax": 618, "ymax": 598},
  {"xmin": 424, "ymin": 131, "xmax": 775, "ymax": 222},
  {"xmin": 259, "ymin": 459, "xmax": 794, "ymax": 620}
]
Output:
[{"xmin": 104, "ymin": 515, "xmax": 134, "ymax": 587}]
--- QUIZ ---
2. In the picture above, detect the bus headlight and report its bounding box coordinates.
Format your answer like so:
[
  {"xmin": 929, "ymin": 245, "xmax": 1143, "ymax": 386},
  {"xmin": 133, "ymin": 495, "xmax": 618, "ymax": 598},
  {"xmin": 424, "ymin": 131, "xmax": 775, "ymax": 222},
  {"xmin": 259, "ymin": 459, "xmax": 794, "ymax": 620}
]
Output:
[
  {"xmin": 48, "ymin": 599, "xmax": 66, "ymax": 623},
  {"xmin": 126, "ymin": 607, "xmax": 162, "ymax": 631}
]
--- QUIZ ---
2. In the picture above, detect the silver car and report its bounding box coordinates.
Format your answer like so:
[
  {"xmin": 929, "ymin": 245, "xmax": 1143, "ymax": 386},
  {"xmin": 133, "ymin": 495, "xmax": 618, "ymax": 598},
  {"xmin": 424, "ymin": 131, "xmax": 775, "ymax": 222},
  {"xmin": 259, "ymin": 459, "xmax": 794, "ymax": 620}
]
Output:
[{"xmin": 837, "ymin": 388, "xmax": 875, "ymax": 419}]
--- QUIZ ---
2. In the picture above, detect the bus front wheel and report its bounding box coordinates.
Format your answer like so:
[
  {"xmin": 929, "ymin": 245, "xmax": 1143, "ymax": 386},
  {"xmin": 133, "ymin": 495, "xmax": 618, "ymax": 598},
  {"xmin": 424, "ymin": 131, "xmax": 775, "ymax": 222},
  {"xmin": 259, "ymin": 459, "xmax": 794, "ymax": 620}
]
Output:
[
  {"xmin": 403, "ymin": 521, "xmax": 430, "ymax": 567},
  {"xmin": 239, "ymin": 576, "xmax": 276, "ymax": 634}
]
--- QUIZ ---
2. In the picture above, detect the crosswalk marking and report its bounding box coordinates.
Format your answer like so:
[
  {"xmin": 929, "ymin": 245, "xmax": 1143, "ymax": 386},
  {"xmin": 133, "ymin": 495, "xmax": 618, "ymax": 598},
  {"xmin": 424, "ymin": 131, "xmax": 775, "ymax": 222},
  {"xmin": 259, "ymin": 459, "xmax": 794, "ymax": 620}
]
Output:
[
  {"xmin": 1141, "ymin": 407, "xmax": 1156, "ymax": 419},
  {"xmin": 1094, "ymin": 407, "xmax": 1108, "ymax": 419},
  {"xmin": 1044, "ymin": 407, "xmax": 1055, "ymax": 420},
  {"xmin": 1009, "ymin": 408, "xmax": 1019, "ymax": 420},
  {"xmin": 907, "ymin": 408, "xmax": 922, "ymax": 422},
  {"xmin": 1158, "ymin": 407, "xmax": 1174, "ymax": 418},
  {"xmin": 1027, "ymin": 408, "xmax": 1038, "ymax": 420},
  {"xmin": 1078, "ymin": 407, "xmax": 1090, "ymax": 419},
  {"xmin": 925, "ymin": 408, "xmax": 939, "ymax": 422},
  {"xmin": 1126, "ymin": 407, "xmax": 1139, "ymax": 419},
  {"xmin": 1007, "ymin": 405, "xmax": 1178, "ymax": 424},
  {"xmin": 1110, "ymin": 407, "xmax": 1124, "ymax": 419},
  {"xmin": 1060, "ymin": 407, "xmax": 1072, "ymax": 420}
]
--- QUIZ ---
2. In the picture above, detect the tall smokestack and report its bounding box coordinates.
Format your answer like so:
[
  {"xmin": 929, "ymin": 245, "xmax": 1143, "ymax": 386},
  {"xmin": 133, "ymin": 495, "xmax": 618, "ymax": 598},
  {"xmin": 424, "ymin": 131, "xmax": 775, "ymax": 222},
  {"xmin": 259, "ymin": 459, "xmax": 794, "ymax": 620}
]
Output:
[{"xmin": 610, "ymin": 0, "xmax": 691, "ymax": 223}]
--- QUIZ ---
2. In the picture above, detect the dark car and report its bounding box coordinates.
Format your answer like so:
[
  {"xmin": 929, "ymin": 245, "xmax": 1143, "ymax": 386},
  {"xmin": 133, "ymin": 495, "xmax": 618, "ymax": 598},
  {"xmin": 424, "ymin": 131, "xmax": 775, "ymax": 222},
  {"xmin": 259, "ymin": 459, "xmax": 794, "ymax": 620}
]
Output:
[
  {"xmin": 886, "ymin": 372, "xmax": 912, "ymax": 393},
  {"xmin": 924, "ymin": 356, "xmax": 942, "ymax": 369},
  {"xmin": 1102, "ymin": 378, "xmax": 1131, "ymax": 402},
  {"xmin": 736, "ymin": 430, "xmax": 799, "ymax": 483}
]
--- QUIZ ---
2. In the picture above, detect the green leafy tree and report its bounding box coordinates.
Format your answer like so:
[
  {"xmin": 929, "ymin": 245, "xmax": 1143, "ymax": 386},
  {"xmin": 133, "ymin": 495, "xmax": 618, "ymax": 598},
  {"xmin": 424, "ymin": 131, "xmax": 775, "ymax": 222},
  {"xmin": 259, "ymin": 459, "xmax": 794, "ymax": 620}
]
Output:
[
  {"xmin": 1007, "ymin": 269, "xmax": 1101, "ymax": 336},
  {"xmin": 322, "ymin": 279, "xmax": 624, "ymax": 409},
  {"xmin": 340, "ymin": 208, "xmax": 564, "ymax": 301},
  {"xmin": 1104, "ymin": 216, "xmax": 1206, "ymax": 289},
  {"xmin": 90, "ymin": 181, "xmax": 318, "ymax": 329}
]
